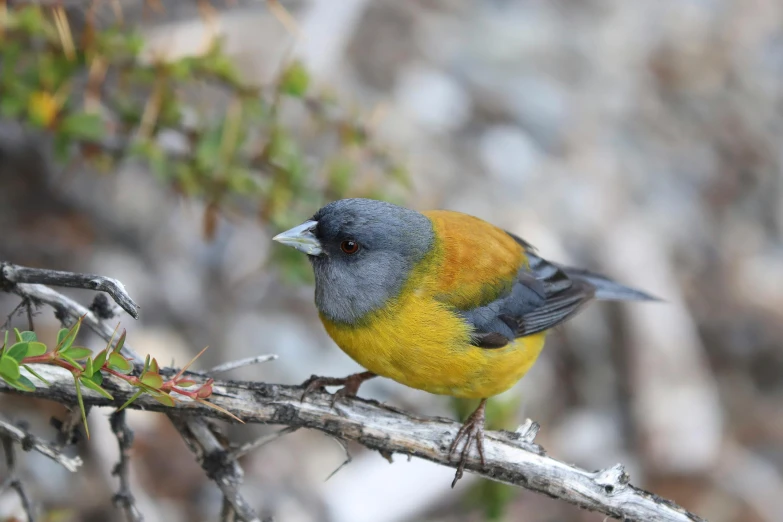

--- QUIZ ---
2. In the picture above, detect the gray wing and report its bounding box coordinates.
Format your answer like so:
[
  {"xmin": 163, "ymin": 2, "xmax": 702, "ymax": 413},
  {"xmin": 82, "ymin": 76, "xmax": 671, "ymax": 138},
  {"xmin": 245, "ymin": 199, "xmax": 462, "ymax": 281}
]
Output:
[
  {"xmin": 464, "ymin": 231, "xmax": 659, "ymax": 349},
  {"xmin": 462, "ymin": 240, "xmax": 595, "ymax": 348}
]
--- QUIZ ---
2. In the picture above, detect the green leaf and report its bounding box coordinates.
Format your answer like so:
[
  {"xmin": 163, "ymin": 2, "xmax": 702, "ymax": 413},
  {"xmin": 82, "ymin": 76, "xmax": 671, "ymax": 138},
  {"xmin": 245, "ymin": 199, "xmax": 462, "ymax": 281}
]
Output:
[
  {"xmin": 56, "ymin": 323, "xmax": 80, "ymax": 352},
  {"xmin": 23, "ymin": 365, "xmax": 50, "ymax": 385},
  {"xmin": 73, "ymin": 376, "xmax": 90, "ymax": 439},
  {"xmin": 149, "ymin": 358, "xmax": 160, "ymax": 374},
  {"xmin": 18, "ymin": 330, "xmax": 36, "ymax": 342},
  {"xmin": 14, "ymin": 328, "xmax": 23, "ymax": 343},
  {"xmin": 6, "ymin": 342, "xmax": 29, "ymax": 363},
  {"xmin": 117, "ymin": 389, "xmax": 144, "ymax": 412},
  {"xmin": 60, "ymin": 112, "xmax": 104, "ymax": 141},
  {"xmin": 26, "ymin": 342, "xmax": 47, "ymax": 357},
  {"xmin": 140, "ymin": 373, "xmax": 163, "ymax": 389},
  {"xmin": 81, "ymin": 377, "xmax": 114, "ymax": 400},
  {"xmin": 114, "ymin": 330, "xmax": 126, "ymax": 354},
  {"xmin": 58, "ymin": 354, "xmax": 84, "ymax": 371},
  {"xmin": 84, "ymin": 358, "xmax": 94, "ymax": 378},
  {"xmin": 0, "ymin": 356, "xmax": 21, "ymax": 381},
  {"xmin": 108, "ymin": 353, "xmax": 132, "ymax": 373},
  {"xmin": 61, "ymin": 347, "xmax": 92, "ymax": 360},
  {"xmin": 280, "ymin": 61, "xmax": 310, "ymax": 97},
  {"xmin": 93, "ymin": 349, "xmax": 108, "ymax": 370},
  {"xmin": 176, "ymin": 379, "xmax": 197, "ymax": 388},
  {"xmin": 6, "ymin": 375, "xmax": 35, "ymax": 392},
  {"xmin": 90, "ymin": 371, "xmax": 103, "ymax": 386},
  {"xmin": 150, "ymin": 393, "xmax": 176, "ymax": 407}
]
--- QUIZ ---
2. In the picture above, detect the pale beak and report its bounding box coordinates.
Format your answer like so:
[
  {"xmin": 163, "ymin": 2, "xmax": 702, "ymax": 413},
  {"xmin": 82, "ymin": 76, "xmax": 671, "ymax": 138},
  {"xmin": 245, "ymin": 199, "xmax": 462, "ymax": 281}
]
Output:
[{"xmin": 272, "ymin": 220, "xmax": 323, "ymax": 256}]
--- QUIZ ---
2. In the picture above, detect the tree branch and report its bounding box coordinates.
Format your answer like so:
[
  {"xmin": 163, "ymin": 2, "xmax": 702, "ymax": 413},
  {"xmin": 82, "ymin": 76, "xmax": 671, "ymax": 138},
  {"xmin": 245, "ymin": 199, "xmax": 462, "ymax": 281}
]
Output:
[
  {"xmin": 0, "ymin": 263, "xmax": 706, "ymax": 521},
  {"xmin": 0, "ymin": 417, "xmax": 83, "ymax": 472},
  {"xmin": 1, "ymin": 263, "xmax": 140, "ymax": 319},
  {"xmin": 0, "ymin": 364, "xmax": 704, "ymax": 522},
  {"xmin": 1, "ymin": 431, "xmax": 37, "ymax": 522},
  {"xmin": 109, "ymin": 410, "xmax": 144, "ymax": 522}
]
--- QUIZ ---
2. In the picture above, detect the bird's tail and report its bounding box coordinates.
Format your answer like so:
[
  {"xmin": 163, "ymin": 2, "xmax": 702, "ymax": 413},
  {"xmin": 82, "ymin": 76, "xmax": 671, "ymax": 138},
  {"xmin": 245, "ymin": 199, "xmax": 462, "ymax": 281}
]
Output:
[{"xmin": 556, "ymin": 265, "xmax": 660, "ymax": 302}]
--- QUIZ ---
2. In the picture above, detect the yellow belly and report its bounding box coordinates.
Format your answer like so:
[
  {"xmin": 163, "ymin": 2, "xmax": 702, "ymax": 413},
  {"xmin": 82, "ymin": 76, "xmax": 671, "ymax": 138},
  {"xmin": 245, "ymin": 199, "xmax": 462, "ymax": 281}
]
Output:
[{"xmin": 320, "ymin": 292, "xmax": 547, "ymax": 399}]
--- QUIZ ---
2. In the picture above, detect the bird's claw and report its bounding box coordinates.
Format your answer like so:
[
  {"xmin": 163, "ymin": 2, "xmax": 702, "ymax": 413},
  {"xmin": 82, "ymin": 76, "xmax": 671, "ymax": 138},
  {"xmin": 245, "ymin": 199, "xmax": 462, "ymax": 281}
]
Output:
[
  {"xmin": 448, "ymin": 400, "xmax": 488, "ymax": 488},
  {"xmin": 299, "ymin": 371, "xmax": 376, "ymax": 407}
]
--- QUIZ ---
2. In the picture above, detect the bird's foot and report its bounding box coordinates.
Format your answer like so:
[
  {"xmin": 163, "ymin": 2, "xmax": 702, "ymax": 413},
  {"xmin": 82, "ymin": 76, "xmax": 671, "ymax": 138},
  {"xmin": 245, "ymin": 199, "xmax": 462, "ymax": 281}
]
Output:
[
  {"xmin": 448, "ymin": 399, "xmax": 488, "ymax": 488},
  {"xmin": 300, "ymin": 371, "xmax": 376, "ymax": 407}
]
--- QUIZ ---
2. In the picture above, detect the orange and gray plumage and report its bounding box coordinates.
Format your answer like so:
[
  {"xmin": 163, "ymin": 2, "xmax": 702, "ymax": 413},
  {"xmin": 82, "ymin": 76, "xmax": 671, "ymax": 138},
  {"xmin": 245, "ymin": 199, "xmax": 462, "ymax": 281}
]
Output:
[{"xmin": 273, "ymin": 198, "xmax": 656, "ymax": 485}]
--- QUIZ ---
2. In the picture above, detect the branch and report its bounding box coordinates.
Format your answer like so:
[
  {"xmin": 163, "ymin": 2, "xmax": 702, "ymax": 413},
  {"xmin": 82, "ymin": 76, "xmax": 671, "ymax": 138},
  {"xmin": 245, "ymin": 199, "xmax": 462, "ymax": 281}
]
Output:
[
  {"xmin": 0, "ymin": 364, "xmax": 705, "ymax": 522},
  {"xmin": 0, "ymin": 417, "xmax": 83, "ymax": 472},
  {"xmin": 109, "ymin": 410, "xmax": 144, "ymax": 522},
  {"xmin": 1, "ymin": 431, "xmax": 36, "ymax": 522},
  {"xmin": 1, "ymin": 263, "xmax": 140, "ymax": 319}
]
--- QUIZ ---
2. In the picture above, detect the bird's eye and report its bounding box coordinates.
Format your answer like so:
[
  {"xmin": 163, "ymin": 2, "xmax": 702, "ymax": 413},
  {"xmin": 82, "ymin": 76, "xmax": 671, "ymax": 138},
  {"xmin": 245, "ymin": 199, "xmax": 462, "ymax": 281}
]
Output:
[{"xmin": 340, "ymin": 239, "xmax": 359, "ymax": 254}]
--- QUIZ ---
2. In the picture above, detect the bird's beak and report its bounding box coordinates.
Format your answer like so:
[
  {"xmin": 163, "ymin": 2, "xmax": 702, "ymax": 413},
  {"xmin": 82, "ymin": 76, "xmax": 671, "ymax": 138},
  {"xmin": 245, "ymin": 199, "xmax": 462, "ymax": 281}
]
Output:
[{"xmin": 272, "ymin": 220, "xmax": 323, "ymax": 256}]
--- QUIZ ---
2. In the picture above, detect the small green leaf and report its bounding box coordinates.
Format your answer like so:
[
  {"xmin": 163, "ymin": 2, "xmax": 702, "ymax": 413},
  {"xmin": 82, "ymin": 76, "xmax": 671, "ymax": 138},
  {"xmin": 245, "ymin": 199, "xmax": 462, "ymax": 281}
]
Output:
[
  {"xmin": 108, "ymin": 353, "xmax": 132, "ymax": 373},
  {"xmin": 6, "ymin": 375, "xmax": 35, "ymax": 392},
  {"xmin": 23, "ymin": 365, "xmax": 50, "ymax": 385},
  {"xmin": 58, "ymin": 354, "xmax": 83, "ymax": 371},
  {"xmin": 74, "ymin": 376, "xmax": 90, "ymax": 439},
  {"xmin": 140, "ymin": 373, "xmax": 163, "ymax": 389},
  {"xmin": 13, "ymin": 328, "xmax": 23, "ymax": 343},
  {"xmin": 6, "ymin": 342, "xmax": 29, "ymax": 363},
  {"xmin": 20, "ymin": 331, "xmax": 37, "ymax": 343},
  {"xmin": 90, "ymin": 371, "xmax": 103, "ymax": 386},
  {"xmin": 84, "ymin": 358, "xmax": 94, "ymax": 378},
  {"xmin": 114, "ymin": 330, "xmax": 126, "ymax": 354},
  {"xmin": 81, "ymin": 377, "xmax": 114, "ymax": 400},
  {"xmin": 56, "ymin": 322, "xmax": 80, "ymax": 352},
  {"xmin": 177, "ymin": 379, "xmax": 197, "ymax": 388},
  {"xmin": 61, "ymin": 347, "xmax": 92, "ymax": 360},
  {"xmin": 0, "ymin": 356, "xmax": 21, "ymax": 381},
  {"xmin": 280, "ymin": 60, "xmax": 310, "ymax": 97},
  {"xmin": 26, "ymin": 342, "xmax": 47, "ymax": 357},
  {"xmin": 93, "ymin": 349, "xmax": 108, "ymax": 370},
  {"xmin": 60, "ymin": 112, "xmax": 104, "ymax": 141},
  {"xmin": 149, "ymin": 358, "xmax": 160, "ymax": 374},
  {"xmin": 150, "ymin": 393, "xmax": 176, "ymax": 407},
  {"xmin": 117, "ymin": 389, "xmax": 144, "ymax": 412}
]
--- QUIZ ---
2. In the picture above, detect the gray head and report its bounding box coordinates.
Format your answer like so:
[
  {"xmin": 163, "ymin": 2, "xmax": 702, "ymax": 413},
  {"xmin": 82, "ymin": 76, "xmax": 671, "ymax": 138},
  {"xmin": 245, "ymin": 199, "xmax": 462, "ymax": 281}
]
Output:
[{"xmin": 273, "ymin": 199, "xmax": 434, "ymax": 324}]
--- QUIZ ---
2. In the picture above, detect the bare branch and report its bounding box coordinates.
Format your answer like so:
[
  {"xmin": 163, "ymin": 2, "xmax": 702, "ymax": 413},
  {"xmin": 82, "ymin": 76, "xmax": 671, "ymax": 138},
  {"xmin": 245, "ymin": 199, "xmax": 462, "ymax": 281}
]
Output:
[
  {"xmin": 0, "ymin": 417, "xmax": 83, "ymax": 472},
  {"xmin": 109, "ymin": 410, "xmax": 144, "ymax": 522},
  {"xmin": 1, "ymin": 433, "xmax": 37, "ymax": 522},
  {"xmin": 1, "ymin": 263, "xmax": 140, "ymax": 319},
  {"xmin": 205, "ymin": 354, "xmax": 279, "ymax": 375},
  {"xmin": 1, "ymin": 364, "xmax": 705, "ymax": 522},
  {"xmin": 171, "ymin": 417, "xmax": 262, "ymax": 522}
]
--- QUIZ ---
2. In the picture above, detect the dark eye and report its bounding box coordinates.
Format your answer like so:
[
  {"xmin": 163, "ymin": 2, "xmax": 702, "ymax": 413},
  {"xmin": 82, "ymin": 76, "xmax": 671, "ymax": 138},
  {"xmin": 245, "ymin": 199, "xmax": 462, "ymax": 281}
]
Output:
[{"xmin": 340, "ymin": 239, "xmax": 359, "ymax": 254}]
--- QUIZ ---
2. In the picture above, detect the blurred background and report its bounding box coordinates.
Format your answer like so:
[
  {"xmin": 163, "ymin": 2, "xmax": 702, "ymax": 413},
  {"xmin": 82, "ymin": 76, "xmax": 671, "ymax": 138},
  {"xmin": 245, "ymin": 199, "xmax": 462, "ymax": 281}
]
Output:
[{"xmin": 1, "ymin": 0, "xmax": 782, "ymax": 521}]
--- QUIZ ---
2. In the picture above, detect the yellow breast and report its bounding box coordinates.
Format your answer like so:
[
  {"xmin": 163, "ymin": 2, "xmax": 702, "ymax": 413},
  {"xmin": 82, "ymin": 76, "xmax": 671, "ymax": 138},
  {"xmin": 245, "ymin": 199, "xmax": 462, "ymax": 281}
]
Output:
[{"xmin": 321, "ymin": 292, "xmax": 546, "ymax": 398}]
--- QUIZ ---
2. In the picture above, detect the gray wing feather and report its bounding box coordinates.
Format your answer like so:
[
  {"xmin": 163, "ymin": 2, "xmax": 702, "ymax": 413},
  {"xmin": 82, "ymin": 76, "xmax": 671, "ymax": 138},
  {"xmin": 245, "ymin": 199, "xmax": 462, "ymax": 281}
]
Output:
[{"xmin": 464, "ymin": 231, "xmax": 651, "ymax": 348}]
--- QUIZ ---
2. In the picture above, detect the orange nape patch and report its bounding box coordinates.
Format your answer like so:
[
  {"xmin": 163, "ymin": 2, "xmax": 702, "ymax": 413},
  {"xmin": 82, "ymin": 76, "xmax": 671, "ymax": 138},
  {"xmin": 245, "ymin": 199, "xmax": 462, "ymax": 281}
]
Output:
[{"xmin": 423, "ymin": 210, "xmax": 527, "ymax": 310}]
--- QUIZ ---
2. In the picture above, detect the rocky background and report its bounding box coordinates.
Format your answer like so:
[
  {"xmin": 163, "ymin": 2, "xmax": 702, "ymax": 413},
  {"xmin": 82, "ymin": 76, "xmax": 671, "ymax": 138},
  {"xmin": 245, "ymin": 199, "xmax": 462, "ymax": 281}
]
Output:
[{"xmin": 1, "ymin": 1, "xmax": 782, "ymax": 521}]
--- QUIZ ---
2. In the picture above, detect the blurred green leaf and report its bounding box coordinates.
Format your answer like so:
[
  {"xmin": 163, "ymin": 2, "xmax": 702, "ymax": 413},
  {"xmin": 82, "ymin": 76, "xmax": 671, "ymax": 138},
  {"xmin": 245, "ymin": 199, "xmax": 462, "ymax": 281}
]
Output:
[
  {"xmin": 60, "ymin": 112, "xmax": 104, "ymax": 141},
  {"xmin": 0, "ymin": 356, "xmax": 21, "ymax": 381},
  {"xmin": 81, "ymin": 377, "xmax": 113, "ymax": 400},
  {"xmin": 280, "ymin": 61, "xmax": 310, "ymax": 97},
  {"xmin": 6, "ymin": 342, "xmax": 28, "ymax": 363}
]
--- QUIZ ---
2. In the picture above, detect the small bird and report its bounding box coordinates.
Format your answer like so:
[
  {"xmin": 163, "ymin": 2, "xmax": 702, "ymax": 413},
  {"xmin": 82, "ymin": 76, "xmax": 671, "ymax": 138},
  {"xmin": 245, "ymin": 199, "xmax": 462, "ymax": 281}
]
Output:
[{"xmin": 273, "ymin": 198, "xmax": 656, "ymax": 485}]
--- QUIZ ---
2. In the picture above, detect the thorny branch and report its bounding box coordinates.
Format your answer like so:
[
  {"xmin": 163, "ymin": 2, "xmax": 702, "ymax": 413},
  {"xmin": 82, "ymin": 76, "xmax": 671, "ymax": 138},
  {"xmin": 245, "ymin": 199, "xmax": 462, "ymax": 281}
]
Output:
[
  {"xmin": 1, "ymin": 431, "xmax": 36, "ymax": 522},
  {"xmin": 0, "ymin": 263, "xmax": 707, "ymax": 522},
  {"xmin": 110, "ymin": 410, "xmax": 144, "ymax": 522},
  {"xmin": 0, "ymin": 417, "xmax": 83, "ymax": 472},
  {"xmin": 1, "ymin": 262, "xmax": 261, "ymax": 522}
]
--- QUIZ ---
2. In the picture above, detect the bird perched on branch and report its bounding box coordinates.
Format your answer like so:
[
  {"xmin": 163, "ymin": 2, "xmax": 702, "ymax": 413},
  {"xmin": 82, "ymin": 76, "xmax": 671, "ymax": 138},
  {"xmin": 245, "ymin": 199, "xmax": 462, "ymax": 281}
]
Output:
[{"xmin": 273, "ymin": 198, "xmax": 656, "ymax": 486}]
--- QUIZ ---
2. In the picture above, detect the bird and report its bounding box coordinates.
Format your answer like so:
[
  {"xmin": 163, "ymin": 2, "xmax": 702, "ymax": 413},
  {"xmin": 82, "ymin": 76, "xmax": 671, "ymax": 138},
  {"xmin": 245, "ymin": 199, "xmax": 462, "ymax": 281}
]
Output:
[{"xmin": 272, "ymin": 198, "xmax": 657, "ymax": 486}]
